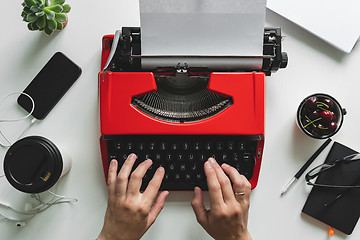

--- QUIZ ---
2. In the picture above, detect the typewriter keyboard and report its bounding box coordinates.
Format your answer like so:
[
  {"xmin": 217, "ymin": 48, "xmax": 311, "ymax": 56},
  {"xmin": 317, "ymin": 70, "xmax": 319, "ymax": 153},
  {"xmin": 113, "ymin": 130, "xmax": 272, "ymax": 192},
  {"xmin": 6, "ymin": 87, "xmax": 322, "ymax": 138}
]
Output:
[{"xmin": 106, "ymin": 135, "xmax": 258, "ymax": 190}]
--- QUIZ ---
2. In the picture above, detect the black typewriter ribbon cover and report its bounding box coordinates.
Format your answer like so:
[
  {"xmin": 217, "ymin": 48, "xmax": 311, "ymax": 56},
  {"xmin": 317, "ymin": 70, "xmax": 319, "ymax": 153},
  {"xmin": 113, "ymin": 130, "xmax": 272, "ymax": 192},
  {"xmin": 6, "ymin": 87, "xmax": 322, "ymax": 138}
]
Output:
[{"xmin": 302, "ymin": 141, "xmax": 360, "ymax": 235}]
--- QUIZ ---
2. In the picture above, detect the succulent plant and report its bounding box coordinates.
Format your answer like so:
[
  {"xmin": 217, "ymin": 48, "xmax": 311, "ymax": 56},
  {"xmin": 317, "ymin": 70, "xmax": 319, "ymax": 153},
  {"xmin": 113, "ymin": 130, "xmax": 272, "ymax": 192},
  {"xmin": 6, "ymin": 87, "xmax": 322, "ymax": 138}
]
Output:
[{"xmin": 21, "ymin": 0, "xmax": 71, "ymax": 35}]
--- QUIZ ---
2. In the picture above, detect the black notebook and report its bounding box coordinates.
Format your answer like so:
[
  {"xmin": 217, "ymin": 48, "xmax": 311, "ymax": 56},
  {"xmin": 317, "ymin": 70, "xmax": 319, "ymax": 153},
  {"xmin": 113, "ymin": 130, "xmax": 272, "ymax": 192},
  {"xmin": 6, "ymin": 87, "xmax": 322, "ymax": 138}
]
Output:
[{"xmin": 302, "ymin": 142, "xmax": 360, "ymax": 235}]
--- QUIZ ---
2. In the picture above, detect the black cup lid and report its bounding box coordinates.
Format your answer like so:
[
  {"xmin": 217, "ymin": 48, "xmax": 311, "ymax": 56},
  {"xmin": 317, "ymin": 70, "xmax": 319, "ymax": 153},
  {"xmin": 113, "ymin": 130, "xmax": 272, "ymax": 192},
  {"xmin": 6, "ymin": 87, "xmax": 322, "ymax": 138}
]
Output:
[{"xmin": 3, "ymin": 136, "xmax": 63, "ymax": 193}]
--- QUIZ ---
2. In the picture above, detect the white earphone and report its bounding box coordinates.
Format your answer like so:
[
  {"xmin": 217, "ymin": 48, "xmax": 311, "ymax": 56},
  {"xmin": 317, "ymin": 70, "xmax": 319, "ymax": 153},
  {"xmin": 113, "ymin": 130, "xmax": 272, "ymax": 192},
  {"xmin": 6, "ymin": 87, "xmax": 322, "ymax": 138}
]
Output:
[
  {"xmin": 16, "ymin": 222, "xmax": 26, "ymax": 227},
  {"xmin": 0, "ymin": 191, "xmax": 78, "ymax": 227},
  {"xmin": 0, "ymin": 202, "xmax": 35, "ymax": 227},
  {"xmin": 1, "ymin": 216, "xmax": 30, "ymax": 227}
]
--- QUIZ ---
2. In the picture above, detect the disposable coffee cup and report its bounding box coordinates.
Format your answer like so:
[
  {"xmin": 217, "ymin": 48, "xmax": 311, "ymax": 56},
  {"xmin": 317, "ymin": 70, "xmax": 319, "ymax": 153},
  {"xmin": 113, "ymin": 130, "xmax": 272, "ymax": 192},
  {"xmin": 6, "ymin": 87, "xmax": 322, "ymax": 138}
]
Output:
[{"xmin": 3, "ymin": 136, "xmax": 71, "ymax": 193}]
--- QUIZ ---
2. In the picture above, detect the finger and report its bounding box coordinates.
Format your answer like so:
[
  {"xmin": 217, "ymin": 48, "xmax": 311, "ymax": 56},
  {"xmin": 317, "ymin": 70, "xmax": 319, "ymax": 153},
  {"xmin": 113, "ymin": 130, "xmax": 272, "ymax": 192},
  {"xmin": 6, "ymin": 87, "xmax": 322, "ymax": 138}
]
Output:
[
  {"xmin": 239, "ymin": 175, "xmax": 252, "ymax": 198},
  {"xmin": 191, "ymin": 187, "xmax": 208, "ymax": 228},
  {"xmin": 127, "ymin": 159, "xmax": 153, "ymax": 196},
  {"xmin": 204, "ymin": 160, "xmax": 223, "ymax": 209},
  {"xmin": 143, "ymin": 167, "xmax": 165, "ymax": 205},
  {"xmin": 116, "ymin": 153, "xmax": 137, "ymax": 197},
  {"xmin": 222, "ymin": 163, "xmax": 251, "ymax": 201},
  {"xmin": 107, "ymin": 159, "xmax": 118, "ymax": 202},
  {"xmin": 233, "ymin": 175, "xmax": 251, "ymax": 204},
  {"xmin": 222, "ymin": 163, "xmax": 252, "ymax": 194},
  {"xmin": 208, "ymin": 158, "xmax": 236, "ymax": 203},
  {"xmin": 147, "ymin": 190, "xmax": 169, "ymax": 227}
]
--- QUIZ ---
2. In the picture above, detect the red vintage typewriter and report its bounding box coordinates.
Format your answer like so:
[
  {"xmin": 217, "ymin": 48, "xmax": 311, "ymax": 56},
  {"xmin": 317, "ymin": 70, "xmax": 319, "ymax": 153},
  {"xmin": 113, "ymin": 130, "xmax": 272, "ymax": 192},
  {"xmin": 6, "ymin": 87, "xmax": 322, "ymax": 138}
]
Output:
[{"xmin": 99, "ymin": 27, "xmax": 287, "ymax": 190}]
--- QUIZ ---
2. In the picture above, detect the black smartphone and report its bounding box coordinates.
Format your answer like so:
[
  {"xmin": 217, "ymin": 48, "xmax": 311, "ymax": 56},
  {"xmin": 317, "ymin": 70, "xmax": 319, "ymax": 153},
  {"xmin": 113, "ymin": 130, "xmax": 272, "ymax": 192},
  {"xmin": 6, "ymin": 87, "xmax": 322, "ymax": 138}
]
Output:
[{"xmin": 17, "ymin": 52, "xmax": 82, "ymax": 120}]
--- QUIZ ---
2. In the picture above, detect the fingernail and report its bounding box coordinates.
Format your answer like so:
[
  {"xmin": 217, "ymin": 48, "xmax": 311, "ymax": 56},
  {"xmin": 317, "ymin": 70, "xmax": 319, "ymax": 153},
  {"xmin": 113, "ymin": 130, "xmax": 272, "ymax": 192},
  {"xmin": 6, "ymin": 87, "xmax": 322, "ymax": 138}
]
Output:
[
  {"xmin": 222, "ymin": 163, "xmax": 229, "ymax": 168},
  {"xmin": 205, "ymin": 161, "xmax": 212, "ymax": 168},
  {"xmin": 158, "ymin": 167, "xmax": 164, "ymax": 172},
  {"xmin": 209, "ymin": 157, "xmax": 216, "ymax": 163},
  {"xmin": 110, "ymin": 160, "xmax": 117, "ymax": 166},
  {"xmin": 128, "ymin": 153, "xmax": 136, "ymax": 162}
]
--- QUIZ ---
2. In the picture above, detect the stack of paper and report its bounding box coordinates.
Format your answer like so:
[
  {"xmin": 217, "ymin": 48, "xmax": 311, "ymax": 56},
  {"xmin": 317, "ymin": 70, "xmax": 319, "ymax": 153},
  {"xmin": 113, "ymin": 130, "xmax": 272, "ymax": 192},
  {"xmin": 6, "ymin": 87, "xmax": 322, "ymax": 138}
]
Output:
[{"xmin": 139, "ymin": 0, "xmax": 267, "ymax": 70}]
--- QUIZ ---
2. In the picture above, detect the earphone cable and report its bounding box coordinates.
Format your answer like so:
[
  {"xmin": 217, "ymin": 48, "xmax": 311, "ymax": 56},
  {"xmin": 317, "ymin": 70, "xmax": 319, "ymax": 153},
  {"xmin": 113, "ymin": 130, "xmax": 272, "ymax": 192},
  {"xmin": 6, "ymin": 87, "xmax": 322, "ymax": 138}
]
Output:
[{"xmin": 0, "ymin": 92, "xmax": 36, "ymax": 147}]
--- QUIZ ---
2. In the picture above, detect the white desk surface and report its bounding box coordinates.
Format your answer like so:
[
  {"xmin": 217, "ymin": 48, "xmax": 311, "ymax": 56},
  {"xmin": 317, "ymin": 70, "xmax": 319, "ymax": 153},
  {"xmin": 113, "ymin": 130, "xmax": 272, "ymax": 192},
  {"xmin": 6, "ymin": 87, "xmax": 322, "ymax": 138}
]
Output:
[{"xmin": 1, "ymin": 1, "xmax": 360, "ymax": 240}]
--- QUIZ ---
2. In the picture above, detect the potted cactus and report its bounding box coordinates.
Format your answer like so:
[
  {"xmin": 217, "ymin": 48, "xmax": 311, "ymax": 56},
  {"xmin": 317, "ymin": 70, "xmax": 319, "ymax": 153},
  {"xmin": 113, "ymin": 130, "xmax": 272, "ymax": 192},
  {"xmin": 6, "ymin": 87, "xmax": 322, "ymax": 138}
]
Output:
[{"xmin": 21, "ymin": 0, "xmax": 71, "ymax": 35}]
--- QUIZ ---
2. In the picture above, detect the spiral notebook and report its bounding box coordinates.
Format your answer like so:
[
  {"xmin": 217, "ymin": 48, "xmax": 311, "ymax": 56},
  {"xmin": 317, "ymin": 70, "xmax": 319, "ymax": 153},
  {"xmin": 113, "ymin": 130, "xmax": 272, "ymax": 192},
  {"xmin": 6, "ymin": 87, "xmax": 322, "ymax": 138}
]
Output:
[{"xmin": 302, "ymin": 142, "xmax": 360, "ymax": 235}]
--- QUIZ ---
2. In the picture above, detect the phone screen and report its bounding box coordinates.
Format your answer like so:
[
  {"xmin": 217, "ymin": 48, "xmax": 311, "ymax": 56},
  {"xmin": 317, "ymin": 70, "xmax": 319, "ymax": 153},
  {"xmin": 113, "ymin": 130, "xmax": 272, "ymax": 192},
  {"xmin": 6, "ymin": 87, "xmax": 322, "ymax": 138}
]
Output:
[{"xmin": 17, "ymin": 52, "xmax": 82, "ymax": 120}]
